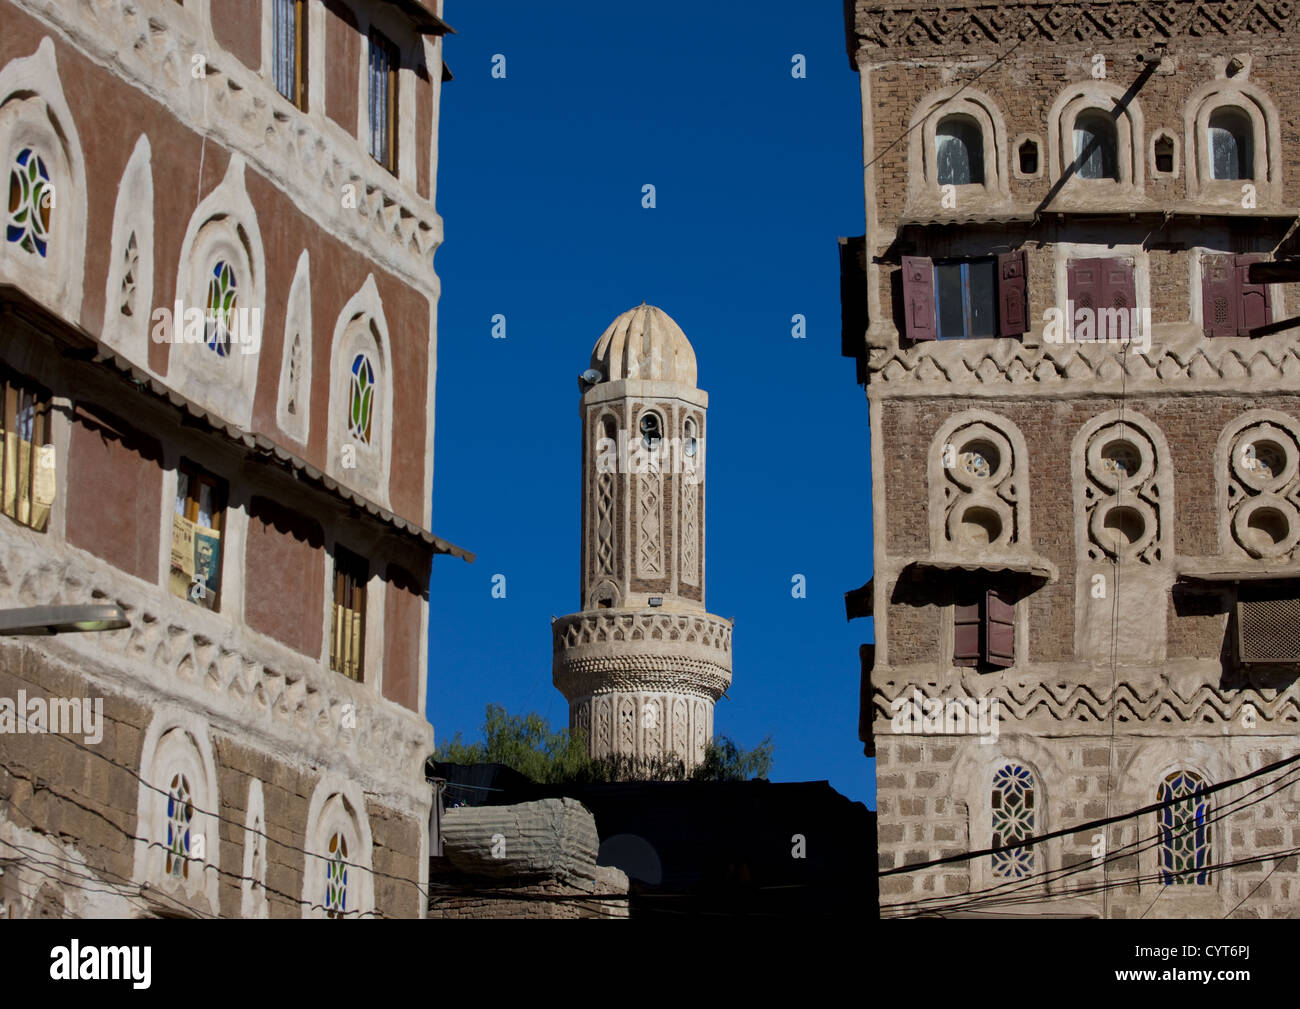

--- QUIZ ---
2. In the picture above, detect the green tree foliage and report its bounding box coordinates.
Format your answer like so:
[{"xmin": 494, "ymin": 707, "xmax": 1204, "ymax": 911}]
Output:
[
  {"xmin": 692, "ymin": 734, "xmax": 775, "ymax": 782},
  {"xmin": 433, "ymin": 704, "xmax": 590, "ymax": 784},
  {"xmin": 434, "ymin": 705, "xmax": 774, "ymax": 784}
]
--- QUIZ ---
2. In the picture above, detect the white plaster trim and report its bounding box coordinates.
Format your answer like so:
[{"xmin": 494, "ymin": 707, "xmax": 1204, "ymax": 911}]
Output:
[
  {"xmin": 168, "ymin": 155, "xmax": 266, "ymax": 432},
  {"xmin": 1047, "ymin": 81, "xmax": 1145, "ymax": 196},
  {"xmin": 132, "ymin": 706, "xmax": 222, "ymax": 915},
  {"xmin": 325, "ymin": 274, "xmax": 395, "ymax": 509},
  {"xmin": 102, "ymin": 134, "xmax": 156, "ymax": 370},
  {"xmin": 1184, "ymin": 80, "xmax": 1282, "ymax": 207},
  {"xmin": 240, "ymin": 777, "xmax": 269, "ymax": 918},
  {"xmin": 275, "ymin": 249, "xmax": 312, "ymax": 446},
  {"xmin": 302, "ymin": 776, "xmax": 375, "ymax": 918},
  {"xmin": 0, "ymin": 37, "xmax": 88, "ymax": 324}
]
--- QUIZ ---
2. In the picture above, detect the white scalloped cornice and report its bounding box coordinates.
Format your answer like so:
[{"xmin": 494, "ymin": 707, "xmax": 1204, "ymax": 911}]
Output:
[
  {"xmin": 13, "ymin": 0, "xmax": 441, "ymax": 295},
  {"xmin": 0, "ymin": 531, "xmax": 433, "ymax": 818}
]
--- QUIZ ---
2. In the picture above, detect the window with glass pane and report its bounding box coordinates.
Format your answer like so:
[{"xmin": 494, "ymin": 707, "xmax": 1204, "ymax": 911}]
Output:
[
  {"xmin": 936, "ymin": 116, "xmax": 984, "ymax": 185},
  {"xmin": 1209, "ymin": 108, "xmax": 1253, "ymax": 180},
  {"xmin": 935, "ymin": 258, "xmax": 998, "ymax": 339},
  {"xmin": 0, "ymin": 372, "xmax": 53, "ymax": 532},
  {"xmin": 1159, "ymin": 770, "xmax": 1211, "ymax": 885},
  {"xmin": 170, "ymin": 461, "xmax": 226, "ymax": 611},
  {"xmin": 331, "ymin": 545, "xmax": 367, "ymax": 681},
  {"xmin": 273, "ymin": 0, "xmax": 306, "ymax": 109},
  {"xmin": 1073, "ymin": 110, "xmax": 1119, "ymax": 180},
  {"xmin": 368, "ymin": 30, "xmax": 398, "ymax": 172}
]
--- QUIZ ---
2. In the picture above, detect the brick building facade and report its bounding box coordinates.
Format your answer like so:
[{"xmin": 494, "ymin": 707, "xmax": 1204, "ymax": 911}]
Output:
[
  {"xmin": 0, "ymin": 0, "xmax": 468, "ymax": 918},
  {"xmin": 842, "ymin": 0, "xmax": 1300, "ymax": 916}
]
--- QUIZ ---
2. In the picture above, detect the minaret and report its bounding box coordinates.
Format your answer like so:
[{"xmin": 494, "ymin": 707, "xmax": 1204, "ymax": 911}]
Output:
[{"xmin": 552, "ymin": 304, "xmax": 733, "ymax": 772}]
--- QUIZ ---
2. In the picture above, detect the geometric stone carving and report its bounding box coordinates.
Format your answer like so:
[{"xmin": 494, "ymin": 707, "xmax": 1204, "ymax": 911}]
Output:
[
  {"xmin": 873, "ymin": 679, "xmax": 1300, "ymax": 726},
  {"xmin": 1080, "ymin": 417, "xmax": 1169, "ymax": 563},
  {"xmin": 552, "ymin": 610, "xmax": 732, "ymax": 698},
  {"xmin": 636, "ymin": 469, "xmax": 664, "ymax": 577},
  {"xmin": 1225, "ymin": 416, "xmax": 1300, "ymax": 560},
  {"xmin": 930, "ymin": 413, "xmax": 1028, "ymax": 552},
  {"xmin": 557, "ymin": 305, "xmax": 731, "ymax": 772},
  {"xmin": 565, "ymin": 690, "xmax": 712, "ymax": 766},
  {"xmin": 869, "ymin": 342, "xmax": 1300, "ymax": 394},
  {"xmin": 851, "ymin": 0, "xmax": 1300, "ymax": 57}
]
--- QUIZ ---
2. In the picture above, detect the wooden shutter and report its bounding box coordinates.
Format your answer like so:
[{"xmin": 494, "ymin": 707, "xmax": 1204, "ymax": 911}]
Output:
[
  {"xmin": 1236, "ymin": 253, "xmax": 1273, "ymax": 336},
  {"xmin": 901, "ymin": 256, "xmax": 937, "ymax": 342},
  {"xmin": 954, "ymin": 599, "xmax": 981, "ymax": 667},
  {"xmin": 1201, "ymin": 254, "xmax": 1238, "ymax": 338},
  {"xmin": 1067, "ymin": 258, "xmax": 1103, "ymax": 341},
  {"xmin": 1101, "ymin": 257, "xmax": 1136, "ymax": 312},
  {"xmin": 985, "ymin": 587, "xmax": 1016, "ymax": 668},
  {"xmin": 997, "ymin": 250, "xmax": 1029, "ymax": 337}
]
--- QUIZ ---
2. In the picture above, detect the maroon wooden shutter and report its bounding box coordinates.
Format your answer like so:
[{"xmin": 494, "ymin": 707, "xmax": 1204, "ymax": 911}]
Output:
[
  {"xmin": 997, "ymin": 250, "xmax": 1028, "ymax": 337},
  {"xmin": 1236, "ymin": 254, "xmax": 1273, "ymax": 336},
  {"xmin": 901, "ymin": 256, "xmax": 936, "ymax": 342},
  {"xmin": 985, "ymin": 587, "xmax": 1015, "ymax": 668},
  {"xmin": 954, "ymin": 599, "xmax": 981, "ymax": 667},
  {"xmin": 1099, "ymin": 258, "xmax": 1137, "ymax": 344},
  {"xmin": 1201, "ymin": 254, "xmax": 1238, "ymax": 338},
  {"xmin": 1067, "ymin": 258, "xmax": 1103, "ymax": 342}
]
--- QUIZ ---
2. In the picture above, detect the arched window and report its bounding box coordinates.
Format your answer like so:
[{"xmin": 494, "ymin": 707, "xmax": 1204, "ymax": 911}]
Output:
[
  {"xmin": 134, "ymin": 714, "xmax": 221, "ymax": 914},
  {"xmin": 326, "ymin": 277, "xmax": 392, "ymax": 503},
  {"xmin": 936, "ymin": 116, "xmax": 984, "ymax": 185},
  {"xmin": 325, "ymin": 831, "xmax": 349, "ymax": 918},
  {"xmin": 6, "ymin": 148, "xmax": 52, "ymax": 257},
  {"xmin": 287, "ymin": 335, "xmax": 302, "ymax": 415},
  {"xmin": 348, "ymin": 353, "xmax": 375, "ymax": 443},
  {"xmin": 991, "ymin": 763, "xmax": 1036, "ymax": 879},
  {"xmin": 205, "ymin": 259, "xmax": 238, "ymax": 357},
  {"xmin": 120, "ymin": 233, "xmax": 139, "ymax": 316},
  {"xmin": 1073, "ymin": 111, "xmax": 1119, "ymax": 180},
  {"xmin": 165, "ymin": 773, "xmax": 195, "ymax": 878},
  {"xmin": 639, "ymin": 411, "xmax": 662, "ymax": 451},
  {"xmin": 303, "ymin": 780, "xmax": 373, "ymax": 919},
  {"xmin": 1208, "ymin": 108, "xmax": 1253, "ymax": 180},
  {"xmin": 1159, "ymin": 770, "xmax": 1211, "ymax": 885}
]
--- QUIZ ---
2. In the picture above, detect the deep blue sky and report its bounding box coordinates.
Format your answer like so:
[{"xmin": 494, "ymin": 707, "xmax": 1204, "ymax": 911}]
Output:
[{"xmin": 425, "ymin": 0, "xmax": 877, "ymax": 808}]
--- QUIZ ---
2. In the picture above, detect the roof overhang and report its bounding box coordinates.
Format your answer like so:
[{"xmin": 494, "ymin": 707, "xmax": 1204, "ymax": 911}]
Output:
[
  {"xmin": 1175, "ymin": 559, "xmax": 1300, "ymax": 585},
  {"xmin": 845, "ymin": 577, "xmax": 873, "ymax": 620},
  {"xmin": 0, "ymin": 284, "xmax": 474, "ymax": 562},
  {"xmin": 380, "ymin": 0, "xmax": 455, "ymax": 35},
  {"xmin": 904, "ymin": 553, "xmax": 1059, "ymax": 584}
]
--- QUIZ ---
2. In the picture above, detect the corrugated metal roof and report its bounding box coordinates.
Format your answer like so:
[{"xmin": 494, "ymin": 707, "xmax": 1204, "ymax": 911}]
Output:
[{"xmin": 0, "ymin": 285, "xmax": 474, "ymax": 562}]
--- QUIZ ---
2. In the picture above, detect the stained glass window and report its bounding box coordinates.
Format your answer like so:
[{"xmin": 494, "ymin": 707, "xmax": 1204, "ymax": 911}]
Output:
[
  {"xmin": 348, "ymin": 353, "xmax": 374, "ymax": 443},
  {"xmin": 205, "ymin": 260, "xmax": 237, "ymax": 357},
  {"xmin": 166, "ymin": 773, "xmax": 194, "ymax": 879},
  {"xmin": 6, "ymin": 148, "xmax": 52, "ymax": 257},
  {"xmin": 325, "ymin": 831, "xmax": 349, "ymax": 918},
  {"xmin": 1159, "ymin": 770, "xmax": 1212, "ymax": 885},
  {"xmin": 991, "ymin": 763, "xmax": 1036, "ymax": 879}
]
